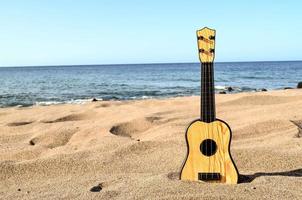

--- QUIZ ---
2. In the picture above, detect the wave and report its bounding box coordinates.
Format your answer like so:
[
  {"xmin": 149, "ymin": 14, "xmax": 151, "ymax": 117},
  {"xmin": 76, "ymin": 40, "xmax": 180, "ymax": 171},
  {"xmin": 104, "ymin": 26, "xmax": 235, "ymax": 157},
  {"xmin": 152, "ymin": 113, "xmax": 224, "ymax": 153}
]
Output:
[
  {"xmin": 35, "ymin": 98, "xmax": 103, "ymax": 106},
  {"xmin": 215, "ymin": 85, "xmax": 227, "ymax": 90},
  {"xmin": 215, "ymin": 85, "xmax": 258, "ymax": 92},
  {"xmin": 0, "ymin": 87, "xmax": 274, "ymax": 108}
]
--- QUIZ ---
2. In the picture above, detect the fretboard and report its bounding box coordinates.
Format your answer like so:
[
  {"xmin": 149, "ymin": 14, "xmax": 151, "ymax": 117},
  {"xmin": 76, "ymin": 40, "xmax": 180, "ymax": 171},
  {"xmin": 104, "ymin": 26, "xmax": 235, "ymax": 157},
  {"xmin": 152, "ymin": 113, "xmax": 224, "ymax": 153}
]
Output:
[{"xmin": 200, "ymin": 62, "xmax": 216, "ymax": 123}]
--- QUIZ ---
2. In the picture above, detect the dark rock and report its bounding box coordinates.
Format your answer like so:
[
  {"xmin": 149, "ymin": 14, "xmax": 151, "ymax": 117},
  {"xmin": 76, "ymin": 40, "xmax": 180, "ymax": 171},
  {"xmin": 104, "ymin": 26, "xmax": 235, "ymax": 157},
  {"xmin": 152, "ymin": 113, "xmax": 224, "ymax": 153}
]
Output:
[
  {"xmin": 260, "ymin": 88, "xmax": 267, "ymax": 91},
  {"xmin": 92, "ymin": 98, "xmax": 98, "ymax": 102},
  {"xmin": 17, "ymin": 188, "xmax": 21, "ymax": 191},
  {"xmin": 137, "ymin": 139, "xmax": 140, "ymax": 142},
  {"xmin": 90, "ymin": 183, "xmax": 103, "ymax": 192},
  {"xmin": 219, "ymin": 91, "xmax": 226, "ymax": 94},
  {"xmin": 284, "ymin": 87, "xmax": 293, "ymax": 90},
  {"xmin": 297, "ymin": 82, "xmax": 302, "ymax": 88},
  {"xmin": 226, "ymin": 87, "xmax": 233, "ymax": 92},
  {"xmin": 29, "ymin": 140, "xmax": 35, "ymax": 146}
]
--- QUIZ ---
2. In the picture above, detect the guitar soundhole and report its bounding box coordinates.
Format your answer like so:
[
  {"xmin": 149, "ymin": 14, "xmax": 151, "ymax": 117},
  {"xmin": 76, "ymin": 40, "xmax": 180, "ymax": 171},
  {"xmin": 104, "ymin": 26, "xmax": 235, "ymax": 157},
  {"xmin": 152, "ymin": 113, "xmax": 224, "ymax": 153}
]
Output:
[{"xmin": 200, "ymin": 139, "xmax": 217, "ymax": 156}]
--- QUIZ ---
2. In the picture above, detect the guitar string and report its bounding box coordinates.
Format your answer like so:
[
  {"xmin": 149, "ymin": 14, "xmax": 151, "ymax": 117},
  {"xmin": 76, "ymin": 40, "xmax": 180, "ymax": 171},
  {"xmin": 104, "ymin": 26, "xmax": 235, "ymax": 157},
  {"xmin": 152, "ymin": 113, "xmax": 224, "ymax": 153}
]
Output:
[
  {"xmin": 212, "ymin": 61, "xmax": 214, "ymax": 177},
  {"xmin": 210, "ymin": 62, "xmax": 214, "ymax": 179},
  {"xmin": 212, "ymin": 61, "xmax": 218, "ymax": 178},
  {"xmin": 206, "ymin": 62, "xmax": 209, "ymax": 180},
  {"xmin": 205, "ymin": 61, "xmax": 210, "ymax": 180},
  {"xmin": 204, "ymin": 61, "xmax": 208, "ymax": 181},
  {"xmin": 206, "ymin": 62, "xmax": 210, "ymax": 175},
  {"xmin": 212, "ymin": 32, "xmax": 217, "ymax": 180},
  {"xmin": 210, "ymin": 54, "xmax": 215, "ymax": 178},
  {"xmin": 208, "ymin": 62, "xmax": 211, "ymax": 178},
  {"xmin": 207, "ymin": 36, "xmax": 215, "ymax": 178},
  {"xmin": 206, "ymin": 62, "xmax": 210, "ymax": 179},
  {"xmin": 211, "ymin": 62, "xmax": 215, "ymax": 179},
  {"xmin": 206, "ymin": 62, "xmax": 212, "ymax": 177},
  {"xmin": 209, "ymin": 62, "xmax": 213, "ymax": 179},
  {"xmin": 204, "ymin": 62, "xmax": 210, "ymax": 179},
  {"xmin": 206, "ymin": 62, "xmax": 214, "ymax": 179},
  {"xmin": 206, "ymin": 32, "xmax": 216, "ymax": 180}
]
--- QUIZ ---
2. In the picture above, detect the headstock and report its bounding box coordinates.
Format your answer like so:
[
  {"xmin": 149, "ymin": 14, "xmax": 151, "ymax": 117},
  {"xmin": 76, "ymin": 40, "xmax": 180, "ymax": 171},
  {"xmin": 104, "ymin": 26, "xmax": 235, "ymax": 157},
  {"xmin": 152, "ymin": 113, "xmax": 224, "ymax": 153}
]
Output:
[{"xmin": 196, "ymin": 27, "xmax": 216, "ymax": 63}]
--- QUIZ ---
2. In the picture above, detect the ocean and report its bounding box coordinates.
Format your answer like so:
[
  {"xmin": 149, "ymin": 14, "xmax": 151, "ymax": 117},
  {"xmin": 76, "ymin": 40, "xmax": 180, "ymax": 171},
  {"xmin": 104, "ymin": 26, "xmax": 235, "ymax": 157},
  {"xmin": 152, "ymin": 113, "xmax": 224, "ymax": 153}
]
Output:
[{"xmin": 0, "ymin": 61, "xmax": 301, "ymax": 107}]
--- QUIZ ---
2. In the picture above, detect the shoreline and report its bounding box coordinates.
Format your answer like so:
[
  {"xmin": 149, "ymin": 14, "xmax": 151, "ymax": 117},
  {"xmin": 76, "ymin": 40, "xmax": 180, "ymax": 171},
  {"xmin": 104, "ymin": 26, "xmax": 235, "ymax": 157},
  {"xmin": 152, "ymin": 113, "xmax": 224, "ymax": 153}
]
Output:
[{"xmin": 1, "ymin": 88, "xmax": 300, "ymax": 109}]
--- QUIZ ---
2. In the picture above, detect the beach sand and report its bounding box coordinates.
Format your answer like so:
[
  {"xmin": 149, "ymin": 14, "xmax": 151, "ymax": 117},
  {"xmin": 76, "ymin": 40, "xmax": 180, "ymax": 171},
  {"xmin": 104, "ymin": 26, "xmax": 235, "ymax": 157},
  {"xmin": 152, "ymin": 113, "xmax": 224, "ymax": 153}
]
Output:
[{"xmin": 1, "ymin": 89, "xmax": 302, "ymax": 199}]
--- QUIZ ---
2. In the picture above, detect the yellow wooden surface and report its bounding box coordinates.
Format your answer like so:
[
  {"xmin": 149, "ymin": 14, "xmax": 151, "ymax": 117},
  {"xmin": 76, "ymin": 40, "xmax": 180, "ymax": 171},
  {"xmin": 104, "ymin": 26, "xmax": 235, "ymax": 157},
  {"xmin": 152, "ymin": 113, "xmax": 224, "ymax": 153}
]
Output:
[
  {"xmin": 180, "ymin": 120, "xmax": 238, "ymax": 184},
  {"xmin": 197, "ymin": 27, "xmax": 216, "ymax": 63}
]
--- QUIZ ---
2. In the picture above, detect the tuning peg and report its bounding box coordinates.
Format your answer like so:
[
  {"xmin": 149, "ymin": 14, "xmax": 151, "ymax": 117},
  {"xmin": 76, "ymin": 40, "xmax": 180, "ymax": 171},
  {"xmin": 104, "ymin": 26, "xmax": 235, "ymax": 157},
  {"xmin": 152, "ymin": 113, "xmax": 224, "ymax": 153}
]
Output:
[
  {"xmin": 197, "ymin": 36, "xmax": 204, "ymax": 40},
  {"xmin": 210, "ymin": 48, "xmax": 215, "ymax": 53},
  {"xmin": 199, "ymin": 49, "xmax": 205, "ymax": 53},
  {"xmin": 209, "ymin": 35, "xmax": 215, "ymax": 40}
]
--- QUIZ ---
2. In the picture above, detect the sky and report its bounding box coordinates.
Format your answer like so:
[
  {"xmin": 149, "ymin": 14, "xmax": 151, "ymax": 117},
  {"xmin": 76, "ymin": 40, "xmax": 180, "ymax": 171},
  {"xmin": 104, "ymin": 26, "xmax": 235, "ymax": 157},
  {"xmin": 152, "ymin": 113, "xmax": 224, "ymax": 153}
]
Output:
[{"xmin": 0, "ymin": 0, "xmax": 301, "ymax": 67}]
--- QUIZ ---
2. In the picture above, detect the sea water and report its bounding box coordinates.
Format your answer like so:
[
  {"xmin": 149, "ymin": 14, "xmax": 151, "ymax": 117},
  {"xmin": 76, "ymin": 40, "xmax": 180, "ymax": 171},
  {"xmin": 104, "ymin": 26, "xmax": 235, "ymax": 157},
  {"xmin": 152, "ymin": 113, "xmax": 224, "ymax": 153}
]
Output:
[{"xmin": 0, "ymin": 61, "xmax": 301, "ymax": 107}]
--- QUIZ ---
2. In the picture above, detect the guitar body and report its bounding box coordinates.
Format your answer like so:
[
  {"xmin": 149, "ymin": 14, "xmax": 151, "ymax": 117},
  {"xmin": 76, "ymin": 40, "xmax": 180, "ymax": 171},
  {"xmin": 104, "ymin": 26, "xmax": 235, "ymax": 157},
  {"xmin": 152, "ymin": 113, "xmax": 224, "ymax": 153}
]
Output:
[{"xmin": 180, "ymin": 119, "xmax": 238, "ymax": 184}]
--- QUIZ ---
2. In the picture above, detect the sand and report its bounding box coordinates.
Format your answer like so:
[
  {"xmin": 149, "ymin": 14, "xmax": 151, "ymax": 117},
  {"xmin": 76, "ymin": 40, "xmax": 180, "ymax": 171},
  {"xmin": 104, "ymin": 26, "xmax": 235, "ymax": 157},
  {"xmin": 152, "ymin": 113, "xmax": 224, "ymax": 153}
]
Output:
[{"xmin": 1, "ymin": 89, "xmax": 302, "ymax": 199}]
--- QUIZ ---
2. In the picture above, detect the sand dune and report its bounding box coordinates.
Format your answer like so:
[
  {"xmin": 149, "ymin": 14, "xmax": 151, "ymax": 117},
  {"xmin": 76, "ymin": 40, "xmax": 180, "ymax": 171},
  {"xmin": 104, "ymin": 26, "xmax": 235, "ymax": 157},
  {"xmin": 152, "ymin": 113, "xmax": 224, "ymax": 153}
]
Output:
[{"xmin": 1, "ymin": 89, "xmax": 302, "ymax": 199}]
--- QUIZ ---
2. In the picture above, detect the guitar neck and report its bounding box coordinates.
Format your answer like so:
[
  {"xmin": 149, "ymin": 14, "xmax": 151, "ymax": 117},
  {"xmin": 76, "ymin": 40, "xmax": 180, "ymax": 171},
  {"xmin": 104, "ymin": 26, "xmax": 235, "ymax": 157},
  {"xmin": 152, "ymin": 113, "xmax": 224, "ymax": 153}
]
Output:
[{"xmin": 200, "ymin": 62, "xmax": 216, "ymax": 123}]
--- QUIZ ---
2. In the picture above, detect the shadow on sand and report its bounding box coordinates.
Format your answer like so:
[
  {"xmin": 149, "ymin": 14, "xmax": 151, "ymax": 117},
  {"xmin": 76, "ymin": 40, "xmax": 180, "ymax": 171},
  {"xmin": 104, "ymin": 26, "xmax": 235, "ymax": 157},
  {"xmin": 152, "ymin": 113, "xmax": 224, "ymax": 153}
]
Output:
[{"xmin": 239, "ymin": 168, "xmax": 302, "ymax": 183}]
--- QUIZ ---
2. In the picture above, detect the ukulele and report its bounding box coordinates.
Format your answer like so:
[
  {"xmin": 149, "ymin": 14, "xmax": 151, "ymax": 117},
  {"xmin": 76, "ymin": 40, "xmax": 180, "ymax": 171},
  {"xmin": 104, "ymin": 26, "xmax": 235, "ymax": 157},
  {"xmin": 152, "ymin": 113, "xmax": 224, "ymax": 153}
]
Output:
[{"xmin": 180, "ymin": 27, "xmax": 239, "ymax": 184}]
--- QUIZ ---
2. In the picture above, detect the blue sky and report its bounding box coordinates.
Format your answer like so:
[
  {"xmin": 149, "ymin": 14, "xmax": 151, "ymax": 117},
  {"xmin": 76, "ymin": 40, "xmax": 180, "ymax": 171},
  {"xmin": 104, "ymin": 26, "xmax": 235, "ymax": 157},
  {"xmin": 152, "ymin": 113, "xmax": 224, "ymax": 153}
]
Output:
[{"xmin": 0, "ymin": 0, "xmax": 301, "ymax": 66}]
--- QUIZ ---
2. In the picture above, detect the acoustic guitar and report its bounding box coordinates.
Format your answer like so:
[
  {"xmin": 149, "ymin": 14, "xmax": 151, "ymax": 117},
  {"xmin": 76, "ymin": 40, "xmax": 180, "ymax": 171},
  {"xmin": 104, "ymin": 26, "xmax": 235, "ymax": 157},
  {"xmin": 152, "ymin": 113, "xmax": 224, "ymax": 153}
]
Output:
[{"xmin": 180, "ymin": 27, "xmax": 239, "ymax": 184}]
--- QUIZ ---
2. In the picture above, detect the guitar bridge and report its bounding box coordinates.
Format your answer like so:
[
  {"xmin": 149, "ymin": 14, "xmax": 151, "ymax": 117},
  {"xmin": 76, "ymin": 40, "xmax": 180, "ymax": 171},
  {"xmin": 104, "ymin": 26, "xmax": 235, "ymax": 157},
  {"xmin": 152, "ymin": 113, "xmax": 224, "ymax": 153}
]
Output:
[{"xmin": 198, "ymin": 173, "xmax": 221, "ymax": 181}]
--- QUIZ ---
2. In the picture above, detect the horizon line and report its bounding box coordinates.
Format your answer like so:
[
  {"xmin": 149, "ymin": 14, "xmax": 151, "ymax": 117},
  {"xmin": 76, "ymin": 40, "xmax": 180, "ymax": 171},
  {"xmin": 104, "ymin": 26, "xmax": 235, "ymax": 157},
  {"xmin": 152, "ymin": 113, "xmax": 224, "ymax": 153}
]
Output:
[{"xmin": 1, "ymin": 59, "xmax": 302, "ymax": 68}]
